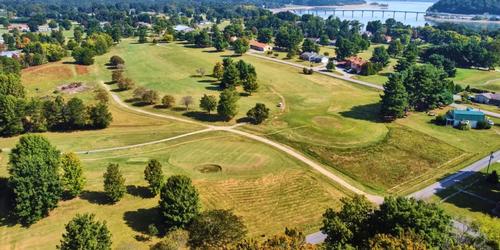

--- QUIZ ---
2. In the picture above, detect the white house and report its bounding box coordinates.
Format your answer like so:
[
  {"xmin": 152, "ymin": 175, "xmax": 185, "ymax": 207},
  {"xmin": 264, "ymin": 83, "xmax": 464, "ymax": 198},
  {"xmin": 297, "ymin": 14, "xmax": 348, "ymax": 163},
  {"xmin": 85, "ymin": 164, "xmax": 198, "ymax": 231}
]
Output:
[{"xmin": 174, "ymin": 25, "xmax": 194, "ymax": 33}]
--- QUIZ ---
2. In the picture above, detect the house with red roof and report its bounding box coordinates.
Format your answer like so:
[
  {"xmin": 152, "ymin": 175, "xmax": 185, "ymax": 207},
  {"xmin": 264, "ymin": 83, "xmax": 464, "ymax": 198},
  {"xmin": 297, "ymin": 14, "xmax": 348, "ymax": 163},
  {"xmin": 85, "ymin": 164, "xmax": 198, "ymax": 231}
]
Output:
[{"xmin": 249, "ymin": 40, "xmax": 273, "ymax": 52}]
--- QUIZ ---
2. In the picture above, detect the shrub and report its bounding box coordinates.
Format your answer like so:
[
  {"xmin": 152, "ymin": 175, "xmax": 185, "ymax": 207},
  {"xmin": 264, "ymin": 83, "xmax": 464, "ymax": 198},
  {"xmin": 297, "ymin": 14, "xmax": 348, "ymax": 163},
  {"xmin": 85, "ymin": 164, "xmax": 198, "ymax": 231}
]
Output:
[
  {"xmin": 302, "ymin": 68, "xmax": 313, "ymax": 75},
  {"xmin": 161, "ymin": 95, "xmax": 175, "ymax": 108},
  {"xmin": 476, "ymin": 120, "xmax": 492, "ymax": 130},
  {"xmin": 109, "ymin": 55, "xmax": 125, "ymax": 66},
  {"xmin": 117, "ymin": 78, "xmax": 135, "ymax": 91},
  {"xmin": 433, "ymin": 115, "xmax": 447, "ymax": 126},
  {"xmin": 458, "ymin": 121, "xmax": 471, "ymax": 131}
]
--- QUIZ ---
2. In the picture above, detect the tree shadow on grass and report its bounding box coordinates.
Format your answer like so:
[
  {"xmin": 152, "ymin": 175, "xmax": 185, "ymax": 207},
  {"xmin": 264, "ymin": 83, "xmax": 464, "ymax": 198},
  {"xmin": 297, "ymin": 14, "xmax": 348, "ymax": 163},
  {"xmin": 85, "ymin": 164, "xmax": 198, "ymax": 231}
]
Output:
[
  {"xmin": 434, "ymin": 171, "xmax": 499, "ymax": 215},
  {"xmin": 0, "ymin": 177, "xmax": 17, "ymax": 227},
  {"xmin": 198, "ymin": 79, "xmax": 217, "ymax": 84},
  {"xmin": 172, "ymin": 107, "xmax": 187, "ymax": 112},
  {"xmin": 339, "ymin": 103, "xmax": 383, "ymax": 123},
  {"xmin": 123, "ymin": 207, "xmax": 163, "ymax": 236},
  {"xmin": 205, "ymin": 85, "xmax": 221, "ymax": 91},
  {"xmin": 183, "ymin": 111, "xmax": 223, "ymax": 122},
  {"xmin": 79, "ymin": 191, "xmax": 110, "ymax": 205},
  {"xmin": 132, "ymin": 102, "xmax": 153, "ymax": 107},
  {"xmin": 127, "ymin": 185, "xmax": 154, "ymax": 199},
  {"xmin": 220, "ymin": 54, "xmax": 242, "ymax": 58}
]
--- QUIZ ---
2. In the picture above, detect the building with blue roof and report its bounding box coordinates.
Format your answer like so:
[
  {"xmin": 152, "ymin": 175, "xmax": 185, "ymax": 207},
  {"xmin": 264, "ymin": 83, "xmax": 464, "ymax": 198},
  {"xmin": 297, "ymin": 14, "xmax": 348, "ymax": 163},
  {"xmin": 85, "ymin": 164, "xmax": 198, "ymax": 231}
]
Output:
[{"xmin": 446, "ymin": 108, "xmax": 486, "ymax": 128}]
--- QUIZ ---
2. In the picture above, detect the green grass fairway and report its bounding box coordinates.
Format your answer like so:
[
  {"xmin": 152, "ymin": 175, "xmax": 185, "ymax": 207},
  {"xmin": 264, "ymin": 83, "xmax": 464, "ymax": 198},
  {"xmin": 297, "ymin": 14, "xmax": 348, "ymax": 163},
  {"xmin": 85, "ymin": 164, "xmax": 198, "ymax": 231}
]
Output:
[
  {"xmin": 0, "ymin": 132, "xmax": 349, "ymax": 249},
  {"xmin": 430, "ymin": 163, "xmax": 500, "ymax": 246},
  {"xmin": 453, "ymin": 68, "xmax": 500, "ymax": 92},
  {"xmin": 98, "ymin": 40, "xmax": 500, "ymax": 194},
  {"xmin": 110, "ymin": 40, "xmax": 279, "ymax": 124}
]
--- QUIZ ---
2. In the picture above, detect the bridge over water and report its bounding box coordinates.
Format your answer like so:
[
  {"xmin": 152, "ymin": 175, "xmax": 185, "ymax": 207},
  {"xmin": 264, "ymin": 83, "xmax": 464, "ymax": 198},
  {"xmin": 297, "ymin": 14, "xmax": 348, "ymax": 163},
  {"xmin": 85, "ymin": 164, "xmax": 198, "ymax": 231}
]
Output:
[{"xmin": 291, "ymin": 9, "xmax": 427, "ymax": 20}]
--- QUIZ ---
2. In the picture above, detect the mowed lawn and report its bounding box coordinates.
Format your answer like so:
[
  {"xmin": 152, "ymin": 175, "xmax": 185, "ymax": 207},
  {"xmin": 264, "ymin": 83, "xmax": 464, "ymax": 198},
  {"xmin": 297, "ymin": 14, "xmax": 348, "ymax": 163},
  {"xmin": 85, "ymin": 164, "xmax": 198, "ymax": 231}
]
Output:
[
  {"xmin": 0, "ymin": 131, "xmax": 349, "ymax": 249},
  {"xmin": 453, "ymin": 68, "xmax": 500, "ymax": 92},
  {"xmin": 109, "ymin": 40, "xmax": 279, "ymax": 124},
  {"xmin": 99, "ymin": 40, "xmax": 500, "ymax": 194}
]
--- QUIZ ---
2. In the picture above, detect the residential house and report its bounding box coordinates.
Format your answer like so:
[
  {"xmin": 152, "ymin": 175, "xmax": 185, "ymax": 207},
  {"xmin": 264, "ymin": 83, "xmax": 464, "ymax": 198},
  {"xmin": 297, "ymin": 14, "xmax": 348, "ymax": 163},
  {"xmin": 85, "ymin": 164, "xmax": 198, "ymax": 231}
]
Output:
[
  {"xmin": 38, "ymin": 24, "xmax": 52, "ymax": 32},
  {"xmin": 249, "ymin": 40, "xmax": 273, "ymax": 52},
  {"xmin": 384, "ymin": 35, "xmax": 393, "ymax": 43},
  {"xmin": 136, "ymin": 22, "xmax": 152, "ymax": 28},
  {"xmin": 99, "ymin": 22, "xmax": 110, "ymax": 29},
  {"xmin": 475, "ymin": 93, "xmax": 500, "ymax": 106},
  {"xmin": 300, "ymin": 52, "xmax": 328, "ymax": 64},
  {"xmin": 345, "ymin": 56, "xmax": 367, "ymax": 74},
  {"xmin": 446, "ymin": 108, "xmax": 487, "ymax": 128},
  {"xmin": 8, "ymin": 23, "xmax": 29, "ymax": 32},
  {"xmin": 174, "ymin": 25, "xmax": 194, "ymax": 33}
]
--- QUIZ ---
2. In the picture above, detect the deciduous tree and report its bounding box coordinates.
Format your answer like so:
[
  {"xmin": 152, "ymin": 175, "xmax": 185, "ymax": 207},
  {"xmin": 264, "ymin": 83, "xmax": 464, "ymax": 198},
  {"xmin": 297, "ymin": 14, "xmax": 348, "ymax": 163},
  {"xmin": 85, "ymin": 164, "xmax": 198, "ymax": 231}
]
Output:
[
  {"xmin": 188, "ymin": 209, "xmax": 247, "ymax": 249},
  {"xmin": 199, "ymin": 94, "xmax": 217, "ymax": 114},
  {"xmin": 60, "ymin": 152, "xmax": 85, "ymax": 198},
  {"xmin": 58, "ymin": 213, "xmax": 112, "ymax": 250},
  {"xmin": 9, "ymin": 135, "xmax": 62, "ymax": 225},
  {"xmin": 247, "ymin": 103, "xmax": 269, "ymax": 124}
]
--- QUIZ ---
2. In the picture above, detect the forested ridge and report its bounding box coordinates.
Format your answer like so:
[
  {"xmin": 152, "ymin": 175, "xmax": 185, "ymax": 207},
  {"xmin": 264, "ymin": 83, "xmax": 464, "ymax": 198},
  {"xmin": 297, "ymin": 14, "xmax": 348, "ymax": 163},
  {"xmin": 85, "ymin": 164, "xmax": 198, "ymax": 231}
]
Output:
[{"xmin": 428, "ymin": 0, "xmax": 500, "ymax": 15}]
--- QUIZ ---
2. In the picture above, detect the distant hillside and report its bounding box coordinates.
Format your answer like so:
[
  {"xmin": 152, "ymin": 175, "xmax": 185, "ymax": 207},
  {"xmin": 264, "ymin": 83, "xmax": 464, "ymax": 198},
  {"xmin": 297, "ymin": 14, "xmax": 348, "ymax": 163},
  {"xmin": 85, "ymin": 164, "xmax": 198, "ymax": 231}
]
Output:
[{"xmin": 428, "ymin": 0, "xmax": 500, "ymax": 15}]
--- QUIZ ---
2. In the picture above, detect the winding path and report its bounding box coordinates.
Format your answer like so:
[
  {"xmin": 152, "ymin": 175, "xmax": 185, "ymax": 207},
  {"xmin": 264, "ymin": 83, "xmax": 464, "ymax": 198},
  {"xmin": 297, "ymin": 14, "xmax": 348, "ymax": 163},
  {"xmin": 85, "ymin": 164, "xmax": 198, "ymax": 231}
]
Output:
[
  {"xmin": 97, "ymin": 82, "xmax": 383, "ymax": 204},
  {"xmin": 91, "ymin": 53, "xmax": 499, "ymax": 244}
]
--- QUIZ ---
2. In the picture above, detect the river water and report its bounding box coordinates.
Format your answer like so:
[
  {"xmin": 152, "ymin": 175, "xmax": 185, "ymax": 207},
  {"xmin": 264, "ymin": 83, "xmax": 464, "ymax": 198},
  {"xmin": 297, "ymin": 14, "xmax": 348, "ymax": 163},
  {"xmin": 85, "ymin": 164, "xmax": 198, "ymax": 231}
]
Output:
[{"xmin": 291, "ymin": 0, "xmax": 500, "ymax": 30}]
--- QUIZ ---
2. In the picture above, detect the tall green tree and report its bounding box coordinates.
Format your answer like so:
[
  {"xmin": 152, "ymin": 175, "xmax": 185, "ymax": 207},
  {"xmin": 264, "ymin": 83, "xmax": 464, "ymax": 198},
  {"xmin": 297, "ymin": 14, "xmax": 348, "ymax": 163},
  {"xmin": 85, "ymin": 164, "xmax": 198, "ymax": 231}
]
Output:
[
  {"xmin": 257, "ymin": 28, "xmax": 273, "ymax": 43},
  {"xmin": 335, "ymin": 37, "xmax": 355, "ymax": 60},
  {"xmin": 233, "ymin": 38, "xmax": 249, "ymax": 55},
  {"xmin": 58, "ymin": 213, "xmax": 112, "ymax": 250},
  {"xmin": 194, "ymin": 30, "xmax": 211, "ymax": 48},
  {"xmin": 188, "ymin": 209, "xmax": 247, "ymax": 249},
  {"xmin": 212, "ymin": 62, "xmax": 224, "ymax": 80},
  {"xmin": 72, "ymin": 47, "xmax": 95, "ymax": 65},
  {"xmin": 89, "ymin": 103, "xmax": 112, "ymax": 129},
  {"xmin": 388, "ymin": 39, "xmax": 404, "ymax": 57},
  {"xmin": 0, "ymin": 94, "xmax": 25, "ymax": 136},
  {"xmin": 65, "ymin": 97, "xmax": 87, "ymax": 129},
  {"xmin": 212, "ymin": 29, "xmax": 228, "ymax": 52},
  {"xmin": 159, "ymin": 175, "xmax": 200, "ymax": 229},
  {"xmin": 374, "ymin": 197, "xmax": 453, "ymax": 247},
  {"xmin": 144, "ymin": 159, "xmax": 164, "ymax": 196},
  {"xmin": 321, "ymin": 195, "xmax": 375, "ymax": 249},
  {"xmin": 0, "ymin": 73, "xmax": 24, "ymax": 98},
  {"xmin": 302, "ymin": 39, "xmax": 319, "ymax": 53},
  {"xmin": 220, "ymin": 63, "xmax": 240, "ymax": 89},
  {"xmin": 217, "ymin": 89, "xmax": 239, "ymax": 121},
  {"xmin": 60, "ymin": 152, "xmax": 85, "ymax": 198},
  {"xmin": 103, "ymin": 163, "xmax": 126, "ymax": 203},
  {"xmin": 9, "ymin": 135, "xmax": 62, "ymax": 225},
  {"xmin": 370, "ymin": 46, "xmax": 390, "ymax": 68},
  {"xmin": 199, "ymin": 94, "xmax": 217, "ymax": 114},
  {"xmin": 380, "ymin": 73, "xmax": 409, "ymax": 120}
]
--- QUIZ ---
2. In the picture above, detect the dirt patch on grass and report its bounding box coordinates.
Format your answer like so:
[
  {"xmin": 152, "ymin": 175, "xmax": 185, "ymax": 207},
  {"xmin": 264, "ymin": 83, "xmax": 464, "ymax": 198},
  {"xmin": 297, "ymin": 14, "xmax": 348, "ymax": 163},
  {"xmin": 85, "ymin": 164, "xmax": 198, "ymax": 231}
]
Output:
[
  {"xmin": 57, "ymin": 82, "xmax": 89, "ymax": 94},
  {"xmin": 195, "ymin": 164, "xmax": 222, "ymax": 173},
  {"xmin": 75, "ymin": 65, "xmax": 90, "ymax": 75}
]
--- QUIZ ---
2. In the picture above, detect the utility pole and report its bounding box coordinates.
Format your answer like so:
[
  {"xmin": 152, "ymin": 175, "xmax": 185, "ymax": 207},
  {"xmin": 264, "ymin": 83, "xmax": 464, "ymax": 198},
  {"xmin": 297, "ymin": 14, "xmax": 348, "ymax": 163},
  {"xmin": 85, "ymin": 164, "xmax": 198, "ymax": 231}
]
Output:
[{"xmin": 486, "ymin": 151, "xmax": 494, "ymax": 174}]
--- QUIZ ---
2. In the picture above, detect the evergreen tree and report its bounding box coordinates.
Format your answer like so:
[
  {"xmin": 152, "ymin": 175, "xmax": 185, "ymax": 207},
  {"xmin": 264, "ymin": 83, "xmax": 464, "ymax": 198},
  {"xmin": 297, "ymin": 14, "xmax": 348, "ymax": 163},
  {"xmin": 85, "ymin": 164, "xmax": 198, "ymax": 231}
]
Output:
[
  {"xmin": 380, "ymin": 73, "xmax": 409, "ymax": 120},
  {"xmin": 360, "ymin": 62, "xmax": 377, "ymax": 76},
  {"xmin": 65, "ymin": 97, "xmax": 87, "ymax": 129},
  {"xmin": 60, "ymin": 152, "xmax": 85, "ymax": 198},
  {"xmin": 326, "ymin": 60, "xmax": 336, "ymax": 72},
  {"xmin": 388, "ymin": 39, "xmax": 404, "ymax": 57},
  {"xmin": 199, "ymin": 94, "xmax": 217, "ymax": 114},
  {"xmin": 195, "ymin": 30, "xmax": 211, "ymax": 48},
  {"xmin": 58, "ymin": 213, "xmax": 112, "ymax": 250},
  {"xmin": 103, "ymin": 163, "xmax": 126, "ymax": 203},
  {"xmin": 72, "ymin": 47, "xmax": 95, "ymax": 65},
  {"xmin": 159, "ymin": 175, "xmax": 200, "ymax": 229},
  {"xmin": 370, "ymin": 46, "xmax": 390, "ymax": 68},
  {"xmin": 220, "ymin": 63, "xmax": 240, "ymax": 89},
  {"xmin": 89, "ymin": 103, "xmax": 112, "ymax": 129},
  {"xmin": 9, "ymin": 135, "xmax": 62, "ymax": 225},
  {"xmin": 217, "ymin": 89, "xmax": 240, "ymax": 121},
  {"xmin": 144, "ymin": 159, "xmax": 164, "ymax": 196}
]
